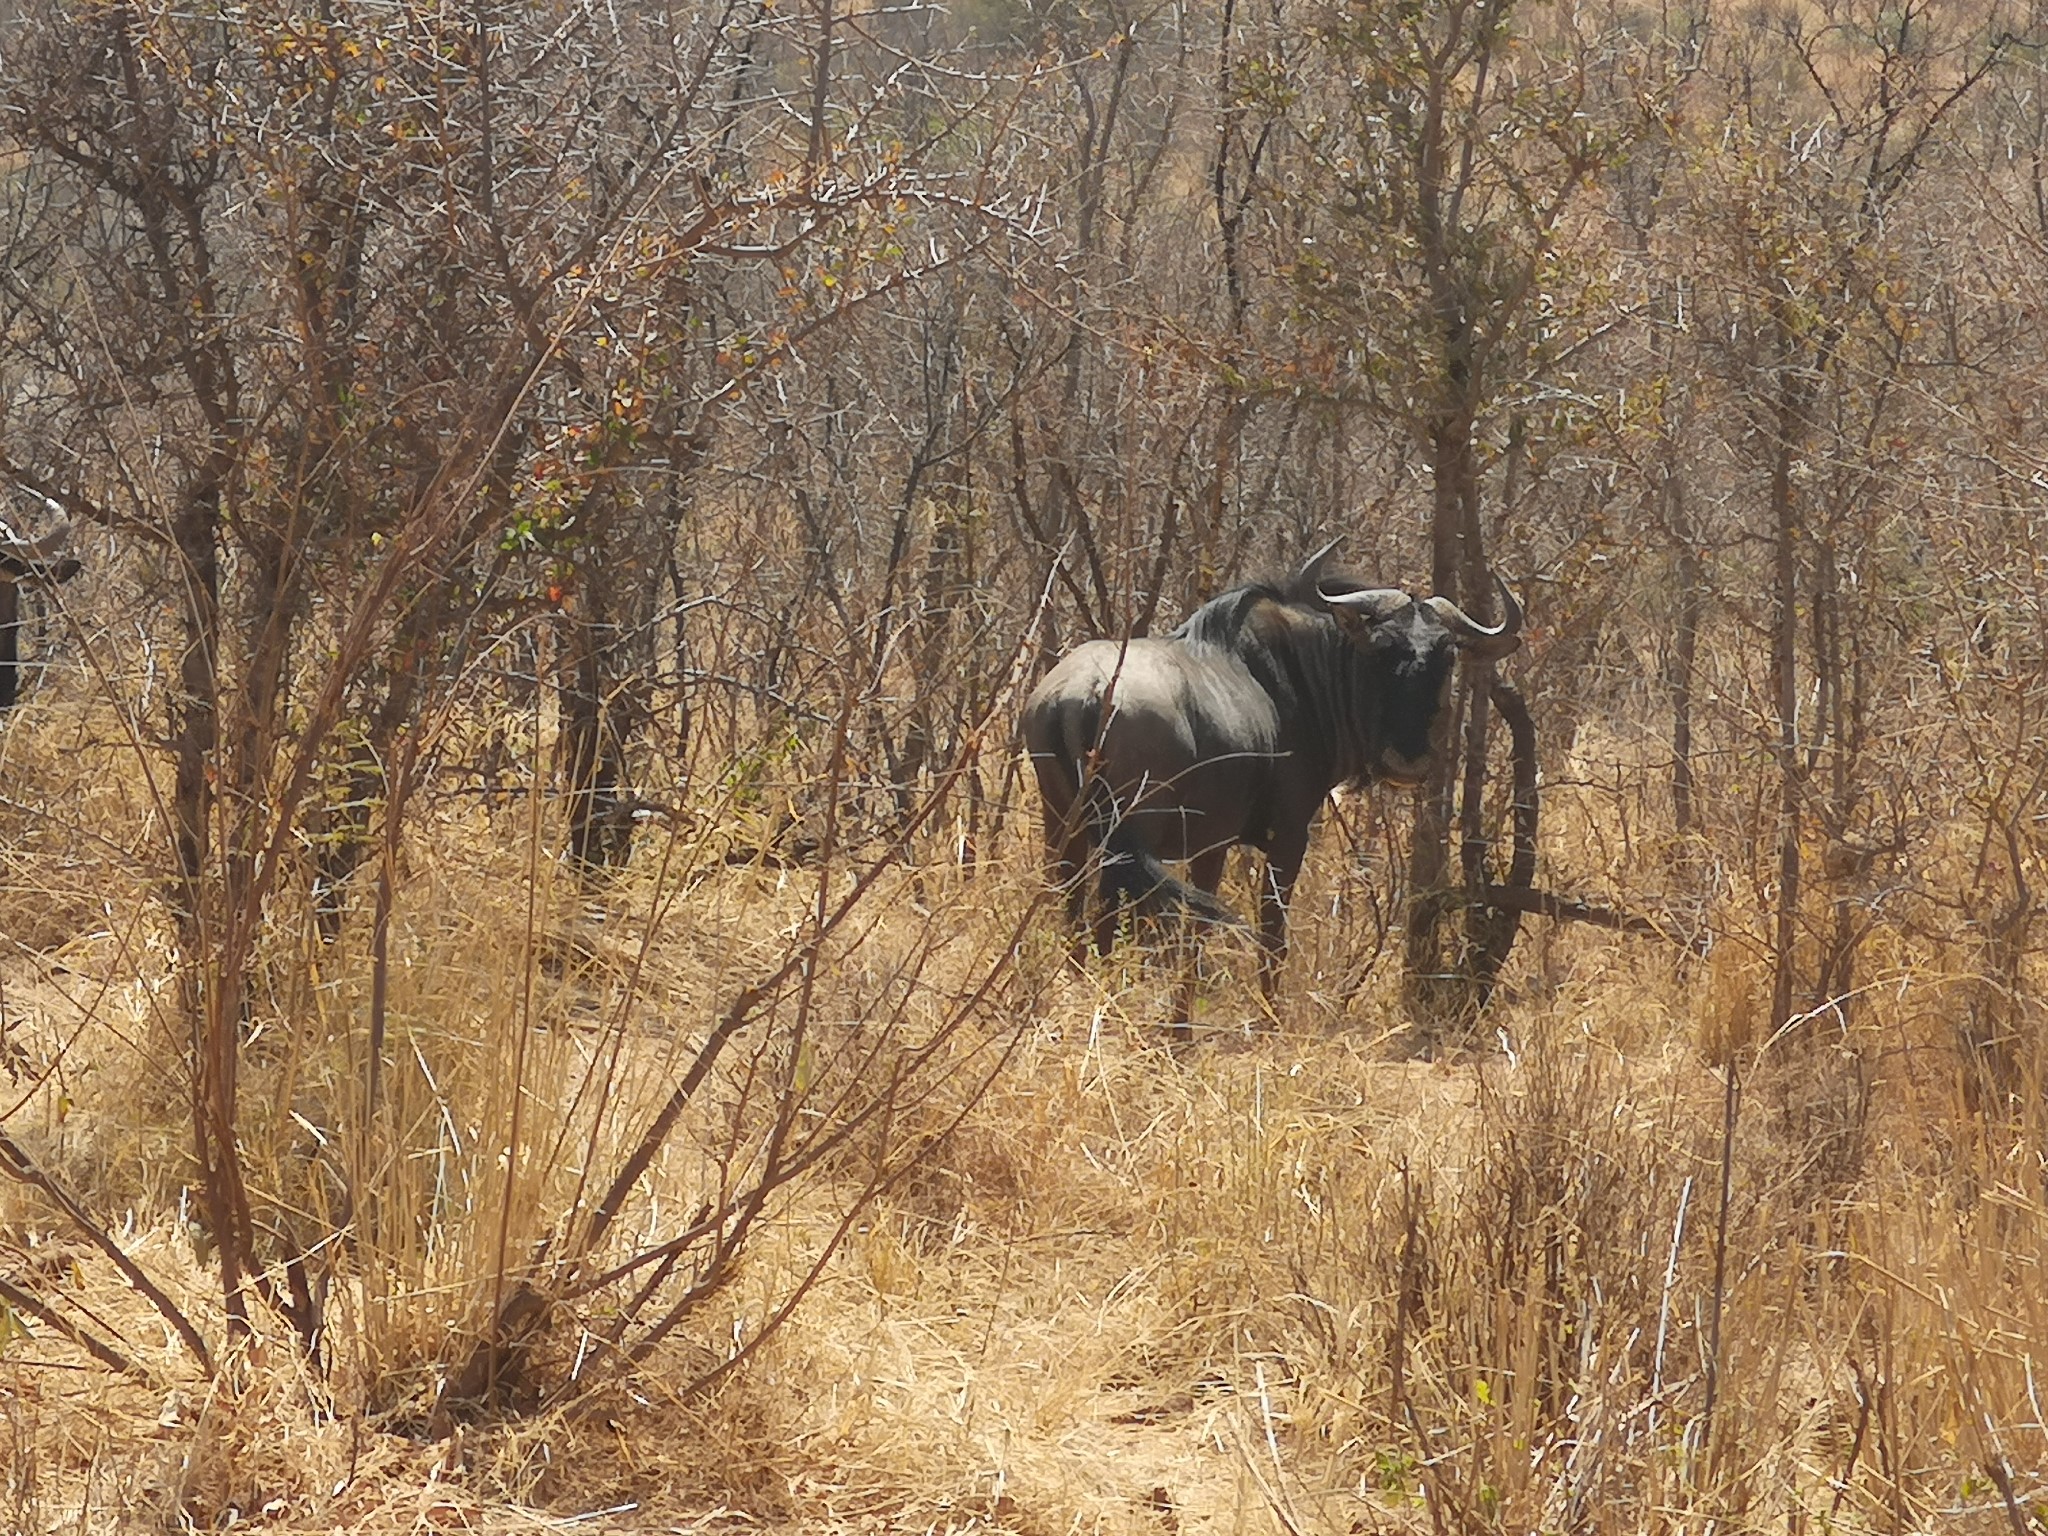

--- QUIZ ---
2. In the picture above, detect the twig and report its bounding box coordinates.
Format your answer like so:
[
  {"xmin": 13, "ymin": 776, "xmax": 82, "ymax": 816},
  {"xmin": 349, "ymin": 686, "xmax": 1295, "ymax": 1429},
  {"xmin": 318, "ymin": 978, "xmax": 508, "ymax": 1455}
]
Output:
[
  {"xmin": 1649, "ymin": 1173, "xmax": 1692, "ymax": 1442},
  {"xmin": 1226, "ymin": 1364, "xmax": 1306, "ymax": 1536},
  {"xmin": 0, "ymin": 1274, "xmax": 155, "ymax": 1383},
  {"xmin": 0, "ymin": 1128, "xmax": 213, "ymax": 1376},
  {"xmin": 1250, "ymin": 1360, "xmax": 1305, "ymax": 1536},
  {"xmin": 1699, "ymin": 1052, "xmax": 1740, "ymax": 1474},
  {"xmin": 1829, "ymin": 1356, "xmax": 1873, "ymax": 1522},
  {"xmin": 1480, "ymin": 883, "xmax": 1706, "ymax": 952},
  {"xmin": 1984, "ymin": 1455, "xmax": 2030, "ymax": 1536},
  {"xmin": 574, "ymin": 983, "xmax": 768, "ymax": 1263}
]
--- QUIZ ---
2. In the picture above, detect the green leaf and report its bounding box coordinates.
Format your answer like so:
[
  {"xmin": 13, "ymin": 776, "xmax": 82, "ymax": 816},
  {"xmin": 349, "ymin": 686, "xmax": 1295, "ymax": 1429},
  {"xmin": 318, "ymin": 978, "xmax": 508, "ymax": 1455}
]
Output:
[{"xmin": 0, "ymin": 1301, "xmax": 31, "ymax": 1355}]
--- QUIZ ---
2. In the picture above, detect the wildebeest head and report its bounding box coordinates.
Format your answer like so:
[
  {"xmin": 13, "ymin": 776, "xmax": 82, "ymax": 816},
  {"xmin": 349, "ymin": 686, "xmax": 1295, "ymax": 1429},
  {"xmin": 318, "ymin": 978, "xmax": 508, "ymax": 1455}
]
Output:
[{"xmin": 1294, "ymin": 538, "xmax": 1522, "ymax": 786}]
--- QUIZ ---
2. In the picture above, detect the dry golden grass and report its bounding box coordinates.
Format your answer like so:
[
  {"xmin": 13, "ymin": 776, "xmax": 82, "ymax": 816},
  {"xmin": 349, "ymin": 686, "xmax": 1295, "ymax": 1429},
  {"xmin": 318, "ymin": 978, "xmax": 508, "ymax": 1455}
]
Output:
[{"xmin": 0, "ymin": 689, "xmax": 2041, "ymax": 1536}]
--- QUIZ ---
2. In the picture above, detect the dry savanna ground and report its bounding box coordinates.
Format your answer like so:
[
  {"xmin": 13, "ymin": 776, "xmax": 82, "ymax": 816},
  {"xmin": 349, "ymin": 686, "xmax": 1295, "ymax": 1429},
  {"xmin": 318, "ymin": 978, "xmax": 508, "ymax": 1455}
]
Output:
[{"xmin": 0, "ymin": 686, "xmax": 2040, "ymax": 1536}]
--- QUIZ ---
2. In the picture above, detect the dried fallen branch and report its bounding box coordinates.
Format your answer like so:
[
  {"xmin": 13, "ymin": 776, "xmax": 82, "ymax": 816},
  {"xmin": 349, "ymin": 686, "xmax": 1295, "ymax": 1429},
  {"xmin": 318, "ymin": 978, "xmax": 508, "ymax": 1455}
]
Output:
[
  {"xmin": 0, "ymin": 1274, "xmax": 155, "ymax": 1384},
  {"xmin": 0, "ymin": 1129, "xmax": 214, "ymax": 1376},
  {"xmin": 1480, "ymin": 884, "xmax": 1707, "ymax": 954}
]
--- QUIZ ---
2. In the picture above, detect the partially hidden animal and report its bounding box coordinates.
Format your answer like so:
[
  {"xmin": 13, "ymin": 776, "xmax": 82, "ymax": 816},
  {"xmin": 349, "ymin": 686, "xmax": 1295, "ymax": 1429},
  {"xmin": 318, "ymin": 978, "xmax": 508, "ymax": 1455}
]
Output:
[
  {"xmin": 1021, "ymin": 539, "xmax": 1522, "ymax": 1020},
  {"xmin": 0, "ymin": 508, "xmax": 79, "ymax": 710}
]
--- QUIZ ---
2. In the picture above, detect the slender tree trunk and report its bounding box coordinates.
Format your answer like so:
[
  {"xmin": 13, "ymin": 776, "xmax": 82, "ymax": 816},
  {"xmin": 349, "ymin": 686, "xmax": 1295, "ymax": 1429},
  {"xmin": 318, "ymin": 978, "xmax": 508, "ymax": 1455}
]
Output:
[
  {"xmin": 1467, "ymin": 681, "xmax": 1537, "ymax": 1005},
  {"xmin": 1671, "ymin": 507, "xmax": 1701, "ymax": 839},
  {"xmin": 1768, "ymin": 304, "xmax": 1806, "ymax": 1035},
  {"xmin": 1811, "ymin": 535, "xmax": 1857, "ymax": 1014},
  {"xmin": 898, "ymin": 474, "xmax": 968, "ymax": 814},
  {"xmin": 0, "ymin": 582, "xmax": 20, "ymax": 711},
  {"xmin": 1203, "ymin": 0, "xmax": 1255, "ymax": 597},
  {"xmin": 1403, "ymin": 397, "xmax": 1481, "ymax": 1027},
  {"xmin": 563, "ymin": 602, "xmax": 633, "ymax": 871},
  {"xmin": 1453, "ymin": 411, "xmax": 1514, "ymax": 881},
  {"xmin": 1658, "ymin": 372, "xmax": 1703, "ymax": 844},
  {"xmin": 169, "ymin": 477, "xmax": 256, "ymax": 1335}
]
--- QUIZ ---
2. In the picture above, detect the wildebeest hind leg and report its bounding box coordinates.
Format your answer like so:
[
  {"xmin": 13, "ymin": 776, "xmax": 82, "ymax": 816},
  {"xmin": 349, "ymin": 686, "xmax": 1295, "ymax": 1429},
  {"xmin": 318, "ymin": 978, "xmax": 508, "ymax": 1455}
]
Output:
[
  {"xmin": 1044, "ymin": 811, "xmax": 1094, "ymax": 965},
  {"xmin": 1093, "ymin": 877, "xmax": 1121, "ymax": 958},
  {"xmin": 1187, "ymin": 844, "xmax": 1228, "ymax": 903},
  {"xmin": 1167, "ymin": 845, "xmax": 1229, "ymax": 1043}
]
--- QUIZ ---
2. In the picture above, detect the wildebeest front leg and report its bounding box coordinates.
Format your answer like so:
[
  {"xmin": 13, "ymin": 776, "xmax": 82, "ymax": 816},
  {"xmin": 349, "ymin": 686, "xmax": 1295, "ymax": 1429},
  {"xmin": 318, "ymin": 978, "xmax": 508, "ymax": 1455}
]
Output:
[
  {"xmin": 1258, "ymin": 838, "xmax": 1306, "ymax": 1001},
  {"xmin": 1167, "ymin": 845, "xmax": 1230, "ymax": 1042}
]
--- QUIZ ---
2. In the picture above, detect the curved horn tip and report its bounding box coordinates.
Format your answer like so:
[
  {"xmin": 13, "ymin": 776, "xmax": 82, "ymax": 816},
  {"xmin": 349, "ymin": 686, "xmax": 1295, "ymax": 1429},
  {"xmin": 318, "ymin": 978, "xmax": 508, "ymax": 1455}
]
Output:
[
  {"xmin": 1491, "ymin": 574, "xmax": 1523, "ymax": 631},
  {"xmin": 1424, "ymin": 576, "xmax": 1525, "ymax": 656},
  {"xmin": 0, "ymin": 518, "xmax": 72, "ymax": 563},
  {"xmin": 1297, "ymin": 535, "xmax": 1343, "ymax": 585}
]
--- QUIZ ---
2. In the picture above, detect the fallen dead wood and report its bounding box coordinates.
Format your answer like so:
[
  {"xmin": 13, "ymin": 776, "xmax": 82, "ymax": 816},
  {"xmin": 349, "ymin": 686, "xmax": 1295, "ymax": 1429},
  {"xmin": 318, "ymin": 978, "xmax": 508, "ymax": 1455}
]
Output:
[
  {"xmin": 1481, "ymin": 884, "xmax": 1706, "ymax": 954},
  {"xmin": 0, "ymin": 1129, "xmax": 214, "ymax": 1376},
  {"xmin": 0, "ymin": 1274, "xmax": 155, "ymax": 1384}
]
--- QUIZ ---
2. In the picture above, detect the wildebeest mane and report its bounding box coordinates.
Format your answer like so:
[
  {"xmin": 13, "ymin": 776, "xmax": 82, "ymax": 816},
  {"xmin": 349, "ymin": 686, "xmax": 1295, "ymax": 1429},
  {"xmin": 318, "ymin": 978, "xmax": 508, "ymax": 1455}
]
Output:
[{"xmin": 1172, "ymin": 566, "xmax": 1384, "ymax": 649}]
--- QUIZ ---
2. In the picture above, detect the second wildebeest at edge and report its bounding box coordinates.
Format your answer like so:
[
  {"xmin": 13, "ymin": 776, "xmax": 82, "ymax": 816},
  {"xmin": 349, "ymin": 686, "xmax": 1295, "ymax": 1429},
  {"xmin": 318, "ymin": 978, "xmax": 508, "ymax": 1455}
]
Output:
[{"xmin": 1022, "ymin": 538, "xmax": 1522, "ymax": 1033}]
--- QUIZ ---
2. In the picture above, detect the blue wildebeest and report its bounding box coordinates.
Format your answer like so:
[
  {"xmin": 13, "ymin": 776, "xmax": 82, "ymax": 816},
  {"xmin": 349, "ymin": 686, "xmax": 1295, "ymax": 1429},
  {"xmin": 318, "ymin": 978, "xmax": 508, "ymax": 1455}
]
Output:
[
  {"xmin": 1022, "ymin": 540, "xmax": 1521, "ymax": 1028},
  {"xmin": 0, "ymin": 508, "xmax": 78, "ymax": 710}
]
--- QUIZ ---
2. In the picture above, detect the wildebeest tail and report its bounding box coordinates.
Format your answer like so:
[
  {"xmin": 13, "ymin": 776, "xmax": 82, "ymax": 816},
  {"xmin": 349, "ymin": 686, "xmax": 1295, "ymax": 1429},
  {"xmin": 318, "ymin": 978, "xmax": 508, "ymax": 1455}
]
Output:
[{"xmin": 1097, "ymin": 812, "xmax": 1244, "ymax": 929}]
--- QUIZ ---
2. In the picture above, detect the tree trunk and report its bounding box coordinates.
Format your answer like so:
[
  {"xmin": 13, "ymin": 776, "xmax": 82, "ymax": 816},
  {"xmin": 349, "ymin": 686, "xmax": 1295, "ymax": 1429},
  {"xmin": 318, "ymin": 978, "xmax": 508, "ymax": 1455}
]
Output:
[
  {"xmin": 169, "ymin": 477, "xmax": 257, "ymax": 1336},
  {"xmin": 1466, "ymin": 680, "xmax": 1538, "ymax": 1006},
  {"xmin": 0, "ymin": 582, "xmax": 20, "ymax": 710},
  {"xmin": 1767, "ymin": 304, "xmax": 1807, "ymax": 1037},
  {"xmin": 1403, "ymin": 397, "xmax": 1493, "ymax": 1030},
  {"xmin": 1668, "ymin": 477, "xmax": 1702, "ymax": 840},
  {"xmin": 562, "ymin": 601, "xmax": 634, "ymax": 871}
]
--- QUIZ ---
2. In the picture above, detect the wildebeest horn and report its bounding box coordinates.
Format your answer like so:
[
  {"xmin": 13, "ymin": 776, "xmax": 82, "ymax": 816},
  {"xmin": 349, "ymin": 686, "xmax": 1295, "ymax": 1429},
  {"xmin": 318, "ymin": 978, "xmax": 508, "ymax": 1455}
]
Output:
[
  {"xmin": 0, "ymin": 517, "xmax": 72, "ymax": 580},
  {"xmin": 1297, "ymin": 536, "xmax": 1343, "ymax": 588},
  {"xmin": 1302, "ymin": 538, "xmax": 1411, "ymax": 621},
  {"xmin": 1425, "ymin": 576, "xmax": 1523, "ymax": 660},
  {"xmin": 1317, "ymin": 585, "xmax": 1414, "ymax": 623}
]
